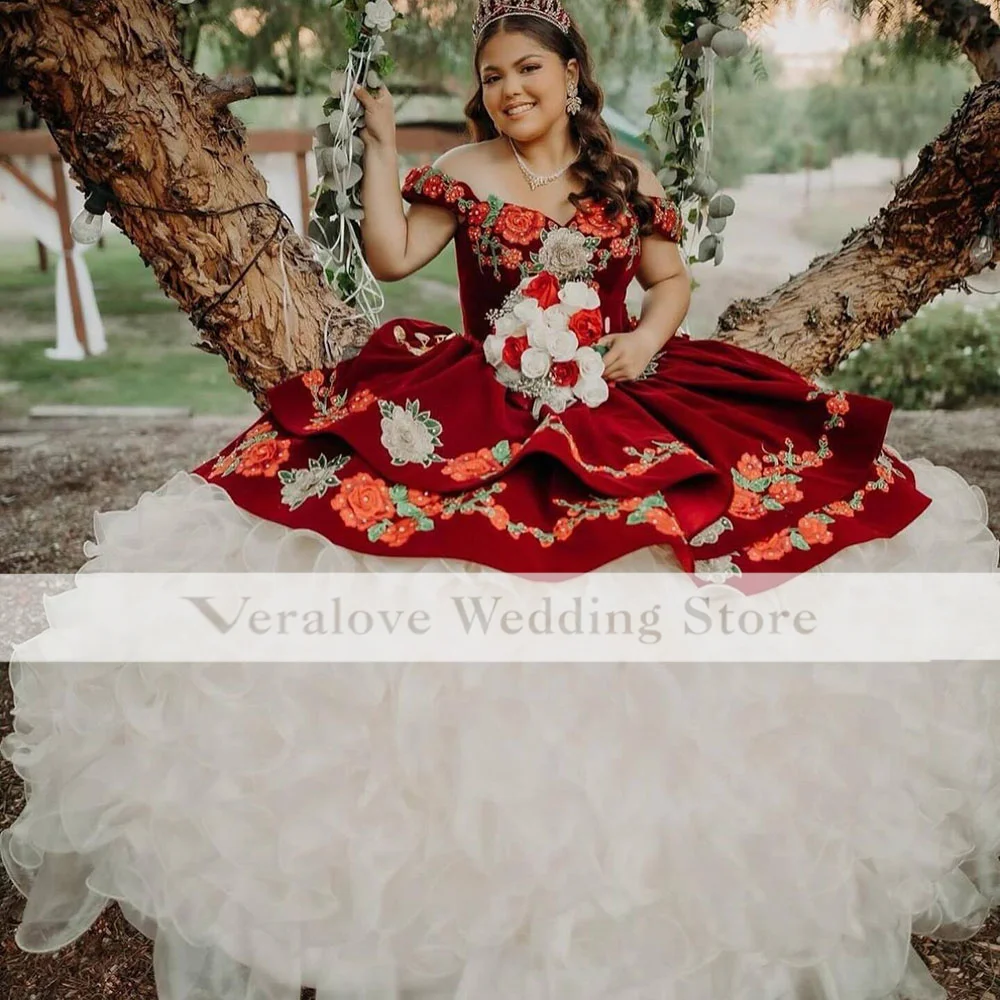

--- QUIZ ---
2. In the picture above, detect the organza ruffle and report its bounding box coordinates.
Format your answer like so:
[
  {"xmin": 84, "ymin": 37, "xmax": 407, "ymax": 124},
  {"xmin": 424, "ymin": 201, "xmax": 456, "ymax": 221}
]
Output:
[{"xmin": 2, "ymin": 457, "xmax": 999, "ymax": 1000}]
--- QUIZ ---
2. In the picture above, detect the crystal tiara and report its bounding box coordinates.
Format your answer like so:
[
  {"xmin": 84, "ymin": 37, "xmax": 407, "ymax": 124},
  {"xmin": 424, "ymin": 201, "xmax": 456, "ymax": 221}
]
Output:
[{"xmin": 472, "ymin": 0, "xmax": 572, "ymax": 41}]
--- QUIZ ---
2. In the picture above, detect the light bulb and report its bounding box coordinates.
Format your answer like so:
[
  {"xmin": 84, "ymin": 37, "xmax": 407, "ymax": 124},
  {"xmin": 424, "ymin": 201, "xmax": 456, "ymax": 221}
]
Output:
[
  {"xmin": 970, "ymin": 232, "xmax": 995, "ymax": 271},
  {"xmin": 70, "ymin": 208, "xmax": 105, "ymax": 245}
]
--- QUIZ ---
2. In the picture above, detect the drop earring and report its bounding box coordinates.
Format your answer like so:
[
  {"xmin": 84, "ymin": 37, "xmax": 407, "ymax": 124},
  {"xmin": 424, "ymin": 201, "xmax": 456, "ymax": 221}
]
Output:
[{"xmin": 566, "ymin": 80, "xmax": 582, "ymax": 116}]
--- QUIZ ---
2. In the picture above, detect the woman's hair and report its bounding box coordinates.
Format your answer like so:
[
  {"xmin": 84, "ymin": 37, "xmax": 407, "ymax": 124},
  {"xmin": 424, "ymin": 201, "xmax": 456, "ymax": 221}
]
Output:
[{"xmin": 464, "ymin": 14, "xmax": 658, "ymax": 234}]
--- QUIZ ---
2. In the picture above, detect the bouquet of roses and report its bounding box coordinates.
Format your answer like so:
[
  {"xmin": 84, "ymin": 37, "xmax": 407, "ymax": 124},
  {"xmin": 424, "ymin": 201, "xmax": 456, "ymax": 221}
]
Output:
[{"xmin": 483, "ymin": 271, "xmax": 610, "ymax": 419}]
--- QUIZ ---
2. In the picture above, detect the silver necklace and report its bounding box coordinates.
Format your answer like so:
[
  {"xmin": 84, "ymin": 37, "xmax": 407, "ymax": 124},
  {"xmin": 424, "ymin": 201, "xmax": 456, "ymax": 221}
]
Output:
[{"xmin": 507, "ymin": 136, "xmax": 580, "ymax": 191}]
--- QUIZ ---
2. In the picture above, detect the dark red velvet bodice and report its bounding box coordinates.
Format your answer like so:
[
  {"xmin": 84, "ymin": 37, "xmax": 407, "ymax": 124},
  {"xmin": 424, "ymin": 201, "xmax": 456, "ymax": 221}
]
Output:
[{"xmin": 401, "ymin": 164, "xmax": 684, "ymax": 342}]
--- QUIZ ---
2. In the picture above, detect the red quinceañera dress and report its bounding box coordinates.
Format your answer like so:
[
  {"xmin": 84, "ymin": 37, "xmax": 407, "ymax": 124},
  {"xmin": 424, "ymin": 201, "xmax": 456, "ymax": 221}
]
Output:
[{"xmin": 3, "ymin": 163, "xmax": 1000, "ymax": 1000}]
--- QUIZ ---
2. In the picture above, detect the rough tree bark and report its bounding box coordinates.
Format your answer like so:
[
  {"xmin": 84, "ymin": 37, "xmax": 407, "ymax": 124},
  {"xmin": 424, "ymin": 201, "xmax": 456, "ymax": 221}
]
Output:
[
  {"xmin": 0, "ymin": 0, "xmax": 998, "ymax": 389},
  {"xmin": 0, "ymin": 0, "xmax": 370, "ymax": 410},
  {"xmin": 915, "ymin": 0, "xmax": 1000, "ymax": 81}
]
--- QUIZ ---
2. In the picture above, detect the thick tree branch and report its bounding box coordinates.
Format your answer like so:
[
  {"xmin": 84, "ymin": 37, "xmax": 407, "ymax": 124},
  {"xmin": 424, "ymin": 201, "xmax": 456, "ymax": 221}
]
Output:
[
  {"xmin": 914, "ymin": 0, "xmax": 1000, "ymax": 81},
  {"xmin": 720, "ymin": 82, "xmax": 1000, "ymax": 375},
  {"xmin": 201, "ymin": 73, "xmax": 258, "ymax": 112},
  {"xmin": 0, "ymin": 0, "xmax": 369, "ymax": 410}
]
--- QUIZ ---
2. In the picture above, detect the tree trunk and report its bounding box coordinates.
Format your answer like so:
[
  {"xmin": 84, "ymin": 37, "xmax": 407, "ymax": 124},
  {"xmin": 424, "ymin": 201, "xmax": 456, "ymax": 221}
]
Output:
[
  {"xmin": 0, "ymin": 0, "xmax": 998, "ymax": 389},
  {"xmin": 0, "ymin": 0, "xmax": 370, "ymax": 410},
  {"xmin": 714, "ymin": 83, "xmax": 1000, "ymax": 373}
]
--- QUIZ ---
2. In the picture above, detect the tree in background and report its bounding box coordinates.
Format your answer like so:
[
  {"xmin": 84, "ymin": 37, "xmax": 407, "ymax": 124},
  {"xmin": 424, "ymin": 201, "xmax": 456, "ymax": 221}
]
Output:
[{"xmin": 843, "ymin": 35, "xmax": 974, "ymax": 177}]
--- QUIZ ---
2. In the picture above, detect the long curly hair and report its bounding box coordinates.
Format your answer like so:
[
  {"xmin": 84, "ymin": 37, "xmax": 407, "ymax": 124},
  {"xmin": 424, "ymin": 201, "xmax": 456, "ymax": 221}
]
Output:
[{"xmin": 463, "ymin": 14, "xmax": 658, "ymax": 234}]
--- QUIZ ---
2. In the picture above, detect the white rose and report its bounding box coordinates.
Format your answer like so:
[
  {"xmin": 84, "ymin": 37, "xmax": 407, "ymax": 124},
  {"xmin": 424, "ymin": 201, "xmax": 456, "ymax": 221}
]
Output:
[
  {"xmin": 574, "ymin": 346, "xmax": 604, "ymax": 379},
  {"xmin": 495, "ymin": 313, "xmax": 525, "ymax": 338},
  {"xmin": 364, "ymin": 0, "xmax": 395, "ymax": 32},
  {"xmin": 540, "ymin": 326, "xmax": 578, "ymax": 362},
  {"xmin": 520, "ymin": 348, "xmax": 551, "ymax": 379},
  {"xmin": 483, "ymin": 333, "xmax": 506, "ymax": 367},
  {"xmin": 574, "ymin": 376, "xmax": 610, "ymax": 408},
  {"xmin": 559, "ymin": 281, "xmax": 600, "ymax": 312},
  {"xmin": 526, "ymin": 316, "xmax": 551, "ymax": 350},
  {"xmin": 543, "ymin": 305, "xmax": 570, "ymax": 330},
  {"xmin": 380, "ymin": 409, "xmax": 437, "ymax": 465},
  {"xmin": 513, "ymin": 297, "xmax": 544, "ymax": 325}
]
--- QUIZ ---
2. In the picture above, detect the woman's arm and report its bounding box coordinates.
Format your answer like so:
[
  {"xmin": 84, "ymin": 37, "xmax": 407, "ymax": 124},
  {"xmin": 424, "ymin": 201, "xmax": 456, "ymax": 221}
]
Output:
[
  {"xmin": 598, "ymin": 161, "xmax": 692, "ymax": 382},
  {"xmin": 354, "ymin": 85, "xmax": 458, "ymax": 282}
]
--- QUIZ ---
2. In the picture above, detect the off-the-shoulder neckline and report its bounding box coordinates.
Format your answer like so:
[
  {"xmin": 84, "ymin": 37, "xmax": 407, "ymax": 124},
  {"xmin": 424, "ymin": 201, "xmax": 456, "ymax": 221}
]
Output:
[{"xmin": 407, "ymin": 163, "xmax": 600, "ymax": 231}]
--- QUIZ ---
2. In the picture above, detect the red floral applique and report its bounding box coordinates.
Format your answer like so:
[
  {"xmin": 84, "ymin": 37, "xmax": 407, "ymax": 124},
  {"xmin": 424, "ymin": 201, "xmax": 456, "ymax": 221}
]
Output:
[
  {"xmin": 331, "ymin": 472, "xmax": 395, "ymax": 530},
  {"xmin": 208, "ymin": 420, "xmax": 290, "ymax": 480},
  {"xmin": 495, "ymin": 204, "xmax": 548, "ymax": 246},
  {"xmin": 575, "ymin": 201, "xmax": 628, "ymax": 239},
  {"xmin": 236, "ymin": 438, "xmax": 290, "ymax": 478},
  {"xmin": 652, "ymin": 198, "xmax": 683, "ymax": 242},
  {"xmin": 501, "ymin": 247, "xmax": 523, "ymax": 269}
]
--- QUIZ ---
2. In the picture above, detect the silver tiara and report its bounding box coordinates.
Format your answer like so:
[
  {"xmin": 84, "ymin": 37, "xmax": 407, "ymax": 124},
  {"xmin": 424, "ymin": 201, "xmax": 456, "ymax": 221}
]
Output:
[{"xmin": 472, "ymin": 0, "xmax": 572, "ymax": 40}]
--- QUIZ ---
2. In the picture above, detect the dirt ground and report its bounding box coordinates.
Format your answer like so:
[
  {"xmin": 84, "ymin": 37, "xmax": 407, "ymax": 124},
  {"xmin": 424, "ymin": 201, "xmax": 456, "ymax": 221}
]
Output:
[{"xmin": 1, "ymin": 410, "xmax": 1000, "ymax": 999}]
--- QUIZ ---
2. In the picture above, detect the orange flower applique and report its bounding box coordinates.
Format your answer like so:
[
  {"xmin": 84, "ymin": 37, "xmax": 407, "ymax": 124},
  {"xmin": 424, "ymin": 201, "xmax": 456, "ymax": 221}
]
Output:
[{"xmin": 331, "ymin": 472, "xmax": 395, "ymax": 530}]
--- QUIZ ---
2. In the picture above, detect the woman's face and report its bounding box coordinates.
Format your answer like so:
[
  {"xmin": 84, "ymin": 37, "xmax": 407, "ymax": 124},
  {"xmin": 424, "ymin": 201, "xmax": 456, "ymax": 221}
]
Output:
[{"xmin": 477, "ymin": 29, "xmax": 579, "ymax": 143}]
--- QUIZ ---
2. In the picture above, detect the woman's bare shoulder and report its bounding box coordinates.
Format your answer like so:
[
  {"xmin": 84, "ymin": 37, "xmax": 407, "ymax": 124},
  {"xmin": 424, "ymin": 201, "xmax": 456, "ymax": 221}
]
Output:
[
  {"xmin": 432, "ymin": 140, "xmax": 505, "ymax": 188},
  {"xmin": 622, "ymin": 153, "xmax": 667, "ymax": 200}
]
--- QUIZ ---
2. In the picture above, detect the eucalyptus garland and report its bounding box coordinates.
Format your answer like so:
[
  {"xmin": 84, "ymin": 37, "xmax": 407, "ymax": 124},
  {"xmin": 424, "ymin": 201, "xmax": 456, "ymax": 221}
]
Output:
[
  {"xmin": 310, "ymin": 0, "xmax": 400, "ymax": 336},
  {"xmin": 643, "ymin": 2, "xmax": 758, "ymax": 268}
]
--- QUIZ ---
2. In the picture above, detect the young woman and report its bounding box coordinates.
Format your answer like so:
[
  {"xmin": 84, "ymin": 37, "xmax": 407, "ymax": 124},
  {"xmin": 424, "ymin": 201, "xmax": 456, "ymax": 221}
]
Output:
[{"xmin": 3, "ymin": 3, "xmax": 999, "ymax": 999}]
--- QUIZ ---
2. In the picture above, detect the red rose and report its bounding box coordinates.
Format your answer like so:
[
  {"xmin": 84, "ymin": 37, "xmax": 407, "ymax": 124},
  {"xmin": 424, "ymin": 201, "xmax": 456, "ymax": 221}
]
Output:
[
  {"xmin": 522, "ymin": 272, "xmax": 561, "ymax": 308},
  {"xmin": 568, "ymin": 308, "xmax": 604, "ymax": 347},
  {"xmin": 550, "ymin": 360, "xmax": 580, "ymax": 387},
  {"xmin": 496, "ymin": 204, "xmax": 547, "ymax": 246},
  {"xmin": 502, "ymin": 334, "xmax": 530, "ymax": 369}
]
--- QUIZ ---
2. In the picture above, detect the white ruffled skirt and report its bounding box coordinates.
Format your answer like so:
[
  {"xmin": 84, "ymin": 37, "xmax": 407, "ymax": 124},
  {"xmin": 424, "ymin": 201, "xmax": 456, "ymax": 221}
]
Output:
[{"xmin": 3, "ymin": 456, "xmax": 1000, "ymax": 1000}]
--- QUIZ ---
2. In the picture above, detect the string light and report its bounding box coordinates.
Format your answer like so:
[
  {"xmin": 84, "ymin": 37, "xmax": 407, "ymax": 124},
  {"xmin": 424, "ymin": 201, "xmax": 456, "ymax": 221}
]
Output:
[{"xmin": 949, "ymin": 129, "xmax": 998, "ymax": 275}]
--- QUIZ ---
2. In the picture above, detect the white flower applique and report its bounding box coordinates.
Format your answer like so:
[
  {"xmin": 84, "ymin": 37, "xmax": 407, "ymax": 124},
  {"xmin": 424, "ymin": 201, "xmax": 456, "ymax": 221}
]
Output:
[
  {"xmin": 379, "ymin": 399, "xmax": 445, "ymax": 468},
  {"xmin": 535, "ymin": 228, "xmax": 597, "ymax": 280},
  {"xmin": 278, "ymin": 454, "xmax": 352, "ymax": 511},
  {"xmin": 693, "ymin": 555, "xmax": 742, "ymax": 582}
]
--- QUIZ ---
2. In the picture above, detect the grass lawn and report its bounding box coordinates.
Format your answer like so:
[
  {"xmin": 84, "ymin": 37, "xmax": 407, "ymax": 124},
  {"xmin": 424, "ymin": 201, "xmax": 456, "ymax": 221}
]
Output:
[{"xmin": 0, "ymin": 233, "xmax": 462, "ymax": 419}]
